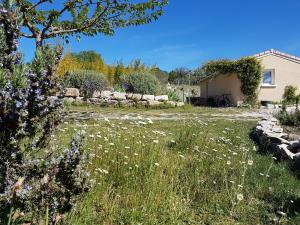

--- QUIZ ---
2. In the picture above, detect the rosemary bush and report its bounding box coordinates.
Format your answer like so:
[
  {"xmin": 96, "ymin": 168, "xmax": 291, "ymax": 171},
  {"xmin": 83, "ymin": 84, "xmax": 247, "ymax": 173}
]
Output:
[{"xmin": 0, "ymin": 6, "xmax": 89, "ymax": 225}]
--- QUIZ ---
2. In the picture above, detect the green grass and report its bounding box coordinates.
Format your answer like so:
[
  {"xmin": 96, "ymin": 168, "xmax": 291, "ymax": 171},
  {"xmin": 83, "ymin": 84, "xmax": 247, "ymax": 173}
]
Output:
[
  {"xmin": 67, "ymin": 103, "xmax": 249, "ymax": 116},
  {"xmin": 52, "ymin": 110, "xmax": 300, "ymax": 225}
]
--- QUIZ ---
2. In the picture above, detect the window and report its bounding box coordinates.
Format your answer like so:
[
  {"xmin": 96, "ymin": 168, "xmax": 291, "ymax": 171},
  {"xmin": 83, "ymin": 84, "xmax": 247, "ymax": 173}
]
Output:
[{"xmin": 262, "ymin": 70, "xmax": 274, "ymax": 85}]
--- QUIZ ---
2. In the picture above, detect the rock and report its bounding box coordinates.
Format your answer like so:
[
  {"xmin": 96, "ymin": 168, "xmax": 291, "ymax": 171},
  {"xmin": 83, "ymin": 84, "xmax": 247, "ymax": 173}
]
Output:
[
  {"xmin": 75, "ymin": 97, "xmax": 84, "ymax": 103},
  {"xmin": 166, "ymin": 101, "xmax": 176, "ymax": 107},
  {"xmin": 107, "ymin": 99, "xmax": 119, "ymax": 106},
  {"xmin": 148, "ymin": 100, "xmax": 163, "ymax": 106},
  {"xmin": 112, "ymin": 92, "xmax": 127, "ymax": 100},
  {"xmin": 142, "ymin": 95, "xmax": 155, "ymax": 101},
  {"xmin": 130, "ymin": 94, "xmax": 142, "ymax": 101},
  {"xmin": 271, "ymin": 126, "xmax": 284, "ymax": 133},
  {"xmin": 65, "ymin": 88, "xmax": 80, "ymax": 98},
  {"xmin": 119, "ymin": 100, "xmax": 134, "ymax": 107},
  {"xmin": 92, "ymin": 91, "xmax": 101, "ymax": 98},
  {"xmin": 294, "ymin": 152, "xmax": 300, "ymax": 160},
  {"xmin": 87, "ymin": 98, "xmax": 101, "ymax": 104},
  {"xmin": 276, "ymin": 144, "xmax": 295, "ymax": 160},
  {"xmin": 176, "ymin": 102, "xmax": 185, "ymax": 107},
  {"xmin": 264, "ymin": 132, "xmax": 290, "ymax": 145},
  {"xmin": 101, "ymin": 90, "xmax": 112, "ymax": 99},
  {"xmin": 126, "ymin": 93, "xmax": 133, "ymax": 99},
  {"xmin": 155, "ymin": 95, "xmax": 168, "ymax": 102},
  {"xmin": 137, "ymin": 101, "xmax": 148, "ymax": 106}
]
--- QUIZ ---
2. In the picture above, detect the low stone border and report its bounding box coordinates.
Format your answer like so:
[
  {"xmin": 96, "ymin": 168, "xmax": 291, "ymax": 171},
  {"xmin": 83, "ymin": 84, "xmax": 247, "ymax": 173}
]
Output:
[
  {"xmin": 62, "ymin": 88, "xmax": 184, "ymax": 107},
  {"xmin": 252, "ymin": 117, "xmax": 300, "ymax": 162}
]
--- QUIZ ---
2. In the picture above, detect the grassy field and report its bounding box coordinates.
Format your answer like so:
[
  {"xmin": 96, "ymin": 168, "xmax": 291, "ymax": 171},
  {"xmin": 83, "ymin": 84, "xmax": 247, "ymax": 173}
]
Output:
[
  {"xmin": 52, "ymin": 107, "xmax": 300, "ymax": 225},
  {"xmin": 67, "ymin": 104, "xmax": 249, "ymax": 116}
]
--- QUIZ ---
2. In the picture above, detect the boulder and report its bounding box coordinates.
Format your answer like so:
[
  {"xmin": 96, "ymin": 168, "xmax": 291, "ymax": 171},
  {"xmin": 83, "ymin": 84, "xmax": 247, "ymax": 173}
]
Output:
[
  {"xmin": 142, "ymin": 95, "xmax": 155, "ymax": 101},
  {"xmin": 148, "ymin": 100, "xmax": 163, "ymax": 106},
  {"xmin": 166, "ymin": 101, "xmax": 176, "ymax": 107},
  {"xmin": 112, "ymin": 92, "xmax": 127, "ymax": 100},
  {"xmin": 275, "ymin": 144, "xmax": 295, "ymax": 160},
  {"xmin": 176, "ymin": 102, "xmax": 185, "ymax": 107},
  {"xmin": 65, "ymin": 88, "xmax": 80, "ymax": 98},
  {"xmin": 131, "ymin": 94, "xmax": 142, "ymax": 100},
  {"xmin": 155, "ymin": 95, "xmax": 168, "ymax": 102},
  {"xmin": 101, "ymin": 90, "xmax": 112, "ymax": 99},
  {"xmin": 75, "ymin": 97, "xmax": 84, "ymax": 103},
  {"xmin": 92, "ymin": 91, "xmax": 101, "ymax": 98}
]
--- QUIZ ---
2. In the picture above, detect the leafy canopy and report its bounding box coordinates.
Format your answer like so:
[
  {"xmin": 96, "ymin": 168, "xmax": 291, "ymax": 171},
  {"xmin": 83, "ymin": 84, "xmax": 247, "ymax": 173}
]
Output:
[{"xmin": 11, "ymin": 0, "xmax": 168, "ymax": 46}]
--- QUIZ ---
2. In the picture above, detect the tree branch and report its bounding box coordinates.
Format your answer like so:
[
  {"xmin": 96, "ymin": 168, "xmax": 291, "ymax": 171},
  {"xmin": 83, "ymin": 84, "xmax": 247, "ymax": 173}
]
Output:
[
  {"xmin": 27, "ymin": 0, "xmax": 48, "ymax": 11},
  {"xmin": 44, "ymin": 2, "xmax": 112, "ymax": 38}
]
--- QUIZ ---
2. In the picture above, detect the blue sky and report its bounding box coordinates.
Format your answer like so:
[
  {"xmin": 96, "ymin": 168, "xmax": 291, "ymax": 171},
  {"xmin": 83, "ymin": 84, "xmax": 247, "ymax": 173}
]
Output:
[{"xmin": 20, "ymin": 0, "xmax": 300, "ymax": 71}]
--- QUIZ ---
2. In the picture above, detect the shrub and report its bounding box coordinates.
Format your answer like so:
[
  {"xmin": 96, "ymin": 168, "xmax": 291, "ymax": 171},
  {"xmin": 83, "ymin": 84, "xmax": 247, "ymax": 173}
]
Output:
[
  {"xmin": 167, "ymin": 90, "xmax": 180, "ymax": 102},
  {"xmin": 0, "ymin": 7, "xmax": 89, "ymax": 224},
  {"xmin": 64, "ymin": 70, "xmax": 108, "ymax": 98},
  {"xmin": 120, "ymin": 72, "xmax": 160, "ymax": 95},
  {"xmin": 283, "ymin": 85, "xmax": 297, "ymax": 104},
  {"xmin": 276, "ymin": 110, "xmax": 300, "ymax": 127}
]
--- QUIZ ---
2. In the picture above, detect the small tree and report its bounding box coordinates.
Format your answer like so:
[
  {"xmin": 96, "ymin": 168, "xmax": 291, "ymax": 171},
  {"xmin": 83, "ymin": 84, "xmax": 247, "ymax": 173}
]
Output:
[{"xmin": 283, "ymin": 85, "xmax": 297, "ymax": 104}]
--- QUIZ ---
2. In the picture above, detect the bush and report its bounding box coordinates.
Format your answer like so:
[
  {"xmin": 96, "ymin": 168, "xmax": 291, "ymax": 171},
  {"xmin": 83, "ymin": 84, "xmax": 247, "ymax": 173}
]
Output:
[
  {"xmin": 167, "ymin": 90, "xmax": 180, "ymax": 102},
  {"xmin": 283, "ymin": 85, "xmax": 297, "ymax": 104},
  {"xmin": 120, "ymin": 72, "xmax": 160, "ymax": 95},
  {"xmin": 64, "ymin": 70, "xmax": 108, "ymax": 98},
  {"xmin": 276, "ymin": 110, "xmax": 300, "ymax": 126},
  {"xmin": 0, "ymin": 9, "xmax": 89, "ymax": 224}
]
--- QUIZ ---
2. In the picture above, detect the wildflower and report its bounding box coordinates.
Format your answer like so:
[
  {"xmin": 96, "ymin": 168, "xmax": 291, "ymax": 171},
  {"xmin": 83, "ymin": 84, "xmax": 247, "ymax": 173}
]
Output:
[
  {"xmin": 125, "ymin": 146, "xmax": 130, "ymax": 149},
  {"xmin": 154, "ymin": 163, "xmax": 160, "ymax": 167},
  {"xmin": 237, "ymin": 193, "xmax": 244, "ymax": 201},
  {"xmin": 153, "ymin": 140, "xmax": 159, "ymax": 144},
  {"xmin": 89, "ymin": 134, "xmax": 95, "ymax": 138},
  {"xmin": 109, "ymin": 143, "xmax": 115, "ymax": 146},
  {"xmin": 247, "ymin": 160, "xmax": 254, "ymax": 166},
  {"xmin": 147, "ymin": 118, "xmax": 153, "ymax": 124},
  {"xmin": 227, "ymin": 161, "xmax": 231, "ymax": 165},
  {"xmin": 102, "ymin": 169, "xmax": 109, "ymax": 174}
]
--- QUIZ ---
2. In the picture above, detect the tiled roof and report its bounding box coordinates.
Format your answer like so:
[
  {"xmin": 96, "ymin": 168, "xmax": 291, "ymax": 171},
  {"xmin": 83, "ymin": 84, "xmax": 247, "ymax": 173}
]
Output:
[{"xmin": 254, "ymin": 49, "xmax": 300, "ymax": 63}]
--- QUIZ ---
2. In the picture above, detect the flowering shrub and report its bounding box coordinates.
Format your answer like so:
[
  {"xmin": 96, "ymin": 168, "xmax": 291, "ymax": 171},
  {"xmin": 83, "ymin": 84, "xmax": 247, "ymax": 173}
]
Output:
[{"xmin": 0, "ymin": 6, "xmax": 89, "ymax": 224}]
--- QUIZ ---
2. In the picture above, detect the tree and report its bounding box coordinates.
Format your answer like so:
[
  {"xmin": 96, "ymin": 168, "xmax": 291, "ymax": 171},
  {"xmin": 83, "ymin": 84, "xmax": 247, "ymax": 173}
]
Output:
[
  {"xmin": 168, "ymin": 67, "xmax": 191, "ymax": 85},
  {"xmin": 56, "ymin": 52, "xmax": 79, "ymax": 76},
  {"xmin": 114, "ymin": 60, "xmax": 126, "ymax": 84},
  {"xmin": 13, "ymin": 0, "xmax": 168, "ymax": 47}
]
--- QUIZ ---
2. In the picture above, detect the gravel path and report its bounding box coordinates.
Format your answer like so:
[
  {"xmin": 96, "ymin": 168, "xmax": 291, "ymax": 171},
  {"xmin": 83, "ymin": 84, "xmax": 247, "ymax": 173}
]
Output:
[{"xmin": 66, "ymin": 108, "xmax": 281, "ymax": 122}]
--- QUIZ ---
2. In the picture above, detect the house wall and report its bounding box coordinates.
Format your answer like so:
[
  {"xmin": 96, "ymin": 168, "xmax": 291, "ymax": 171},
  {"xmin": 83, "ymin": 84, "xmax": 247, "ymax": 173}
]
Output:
[
  {"xmin": 200, "ymin": 73, "xmax": 244, "ymax": 106},
  {"xmin": 258, "ymin": 55, "xmax": 300, "ymax": 102}
]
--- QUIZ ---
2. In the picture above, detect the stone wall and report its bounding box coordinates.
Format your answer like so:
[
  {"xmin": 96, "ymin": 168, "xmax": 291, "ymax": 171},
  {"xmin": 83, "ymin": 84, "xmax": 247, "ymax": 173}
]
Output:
[
  {"xmin": 252, "ymin": 117, "xmax": 300, "ymax": 163},
  {"xmin": 62, "ymin": 88, "xmax": 184, "ymax": 107}
]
